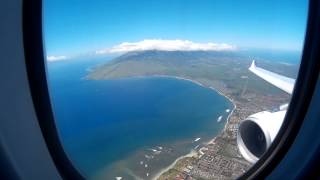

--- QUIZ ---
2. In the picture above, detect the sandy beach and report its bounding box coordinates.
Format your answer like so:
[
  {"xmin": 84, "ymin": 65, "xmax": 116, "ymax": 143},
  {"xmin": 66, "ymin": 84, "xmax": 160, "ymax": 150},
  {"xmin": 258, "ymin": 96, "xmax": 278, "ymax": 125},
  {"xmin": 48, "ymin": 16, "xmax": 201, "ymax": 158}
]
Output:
[{"xmin": 152, "ymin": 150, "xmax": 198, "ymax": 180}]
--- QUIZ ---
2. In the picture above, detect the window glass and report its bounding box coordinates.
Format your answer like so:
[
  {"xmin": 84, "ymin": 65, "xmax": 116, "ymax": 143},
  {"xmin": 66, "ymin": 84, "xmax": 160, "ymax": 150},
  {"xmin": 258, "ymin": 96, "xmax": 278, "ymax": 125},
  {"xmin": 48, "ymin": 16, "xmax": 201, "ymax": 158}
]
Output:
[{"xmin": 43, "ymin": 0, "xmax": 308, "ymax": 179}]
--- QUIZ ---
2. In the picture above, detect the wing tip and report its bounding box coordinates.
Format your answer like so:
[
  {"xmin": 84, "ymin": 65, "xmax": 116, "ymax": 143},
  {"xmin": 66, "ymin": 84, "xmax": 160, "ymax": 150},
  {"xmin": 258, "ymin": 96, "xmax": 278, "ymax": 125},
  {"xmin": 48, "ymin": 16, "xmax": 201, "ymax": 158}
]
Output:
[{"xmin": 249, "ymin": 60, "xmax": 256, "ymax": 71}]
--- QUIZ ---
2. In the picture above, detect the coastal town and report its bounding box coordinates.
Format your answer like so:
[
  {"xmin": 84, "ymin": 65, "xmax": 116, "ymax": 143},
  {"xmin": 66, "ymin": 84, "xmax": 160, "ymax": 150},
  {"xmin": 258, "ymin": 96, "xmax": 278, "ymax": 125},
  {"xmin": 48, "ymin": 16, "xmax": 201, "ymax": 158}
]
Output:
[{"xmin": 157, "ymin": 77, "xmax": 291, "ymax": 180}]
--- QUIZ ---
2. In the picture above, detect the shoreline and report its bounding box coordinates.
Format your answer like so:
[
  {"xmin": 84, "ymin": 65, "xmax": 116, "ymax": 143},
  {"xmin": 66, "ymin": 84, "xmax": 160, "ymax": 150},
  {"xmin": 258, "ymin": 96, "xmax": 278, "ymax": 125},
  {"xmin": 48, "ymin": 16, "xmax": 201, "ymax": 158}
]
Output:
[
  {"xmin": 149, "ymin": 75, "xmax": 237, "ymax": 138},
  {"xmin": 147, "ymin": 75, "xmax": 237, "ymax": 179},
  {"xmin": 152, "ymin": 150, "xmax": 198, "ymax": 180}
]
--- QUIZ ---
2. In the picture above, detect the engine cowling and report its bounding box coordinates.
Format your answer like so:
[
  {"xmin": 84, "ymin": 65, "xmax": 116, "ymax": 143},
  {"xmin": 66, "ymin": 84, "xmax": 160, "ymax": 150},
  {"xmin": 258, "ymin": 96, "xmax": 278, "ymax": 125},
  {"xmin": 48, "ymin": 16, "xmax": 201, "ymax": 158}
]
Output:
[{"xmin": 237, "ymin": 110, "xmax": 287, "ymax": 163}]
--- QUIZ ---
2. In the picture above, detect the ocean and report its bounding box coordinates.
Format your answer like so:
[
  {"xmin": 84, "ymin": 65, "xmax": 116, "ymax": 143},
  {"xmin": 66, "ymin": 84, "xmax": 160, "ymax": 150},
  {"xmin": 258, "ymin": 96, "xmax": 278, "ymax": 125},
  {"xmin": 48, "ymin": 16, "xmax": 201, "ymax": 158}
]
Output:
[{"xmin": 47, "ymin": 58, "xmax": 233, "ymax": 179}]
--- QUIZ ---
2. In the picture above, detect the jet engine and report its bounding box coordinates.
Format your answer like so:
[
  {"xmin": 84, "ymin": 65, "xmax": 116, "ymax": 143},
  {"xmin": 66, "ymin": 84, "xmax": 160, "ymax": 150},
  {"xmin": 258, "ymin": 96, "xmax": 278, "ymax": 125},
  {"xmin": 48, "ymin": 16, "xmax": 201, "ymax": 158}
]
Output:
[{"xmin": 237, "ymin": 110, "xmax": 287, "ymax": 163}]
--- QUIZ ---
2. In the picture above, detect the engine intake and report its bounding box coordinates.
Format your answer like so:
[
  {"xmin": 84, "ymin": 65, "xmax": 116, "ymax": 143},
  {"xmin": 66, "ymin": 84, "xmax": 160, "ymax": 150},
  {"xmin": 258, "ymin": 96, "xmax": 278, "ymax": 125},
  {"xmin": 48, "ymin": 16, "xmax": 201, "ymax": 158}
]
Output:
[
  {"xmin": 239, "ymin": 120, "xmax": 267, "ymax": 158},
  {"xmin": 237, "ymin": 110, "xmax": 287, "ymax": 163}
]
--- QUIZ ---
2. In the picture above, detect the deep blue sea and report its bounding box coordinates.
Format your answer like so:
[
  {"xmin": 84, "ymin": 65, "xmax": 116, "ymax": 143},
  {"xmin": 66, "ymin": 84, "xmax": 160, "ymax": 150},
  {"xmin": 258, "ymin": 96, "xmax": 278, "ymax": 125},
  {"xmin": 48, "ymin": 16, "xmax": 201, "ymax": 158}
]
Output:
[{"xmin": 47, "ymin": 58, "xmax": 233, "ymax": 179}]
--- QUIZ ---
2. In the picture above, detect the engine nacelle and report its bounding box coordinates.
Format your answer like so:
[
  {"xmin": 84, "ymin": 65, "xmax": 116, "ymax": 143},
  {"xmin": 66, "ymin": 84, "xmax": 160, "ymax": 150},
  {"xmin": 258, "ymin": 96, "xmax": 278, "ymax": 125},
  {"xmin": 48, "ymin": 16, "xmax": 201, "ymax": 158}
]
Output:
[{"xmin": 237, "ymin": 110, "xmax": 287, "ymax": 163}]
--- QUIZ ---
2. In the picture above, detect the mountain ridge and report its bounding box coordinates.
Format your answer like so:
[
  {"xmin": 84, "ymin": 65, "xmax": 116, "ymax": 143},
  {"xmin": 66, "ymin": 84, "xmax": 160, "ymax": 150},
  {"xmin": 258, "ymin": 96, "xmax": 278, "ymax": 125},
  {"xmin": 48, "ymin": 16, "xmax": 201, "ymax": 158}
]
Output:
[{"xmin": 87, "ymin": 50, "xmax": 297, "ymax": 98}]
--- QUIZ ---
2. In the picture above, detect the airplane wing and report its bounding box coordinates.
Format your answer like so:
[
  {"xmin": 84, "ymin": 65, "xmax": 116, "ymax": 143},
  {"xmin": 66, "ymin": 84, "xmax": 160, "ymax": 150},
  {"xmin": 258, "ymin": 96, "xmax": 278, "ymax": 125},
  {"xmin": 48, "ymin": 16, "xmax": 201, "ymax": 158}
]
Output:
[{"xmin": 249, "ymin": 61, "xmax": 295, "ymax": 94}]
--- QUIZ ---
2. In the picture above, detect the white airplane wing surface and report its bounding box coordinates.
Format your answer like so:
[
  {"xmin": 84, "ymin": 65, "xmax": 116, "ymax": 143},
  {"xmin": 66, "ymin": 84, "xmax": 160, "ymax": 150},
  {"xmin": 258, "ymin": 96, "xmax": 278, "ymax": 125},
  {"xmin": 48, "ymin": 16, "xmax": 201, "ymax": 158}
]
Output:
[{"xmin": 249, "ymin": 61, "xmax": 295, "ymax": 94}]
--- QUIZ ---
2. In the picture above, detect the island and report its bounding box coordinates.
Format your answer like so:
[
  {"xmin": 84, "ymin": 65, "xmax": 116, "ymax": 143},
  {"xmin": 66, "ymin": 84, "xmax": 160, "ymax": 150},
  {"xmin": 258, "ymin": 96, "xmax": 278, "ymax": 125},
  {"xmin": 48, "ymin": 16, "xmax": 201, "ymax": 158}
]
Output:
[{"xmin": 87, "ymin": 50, "xmax": 297, "ymax": 179}]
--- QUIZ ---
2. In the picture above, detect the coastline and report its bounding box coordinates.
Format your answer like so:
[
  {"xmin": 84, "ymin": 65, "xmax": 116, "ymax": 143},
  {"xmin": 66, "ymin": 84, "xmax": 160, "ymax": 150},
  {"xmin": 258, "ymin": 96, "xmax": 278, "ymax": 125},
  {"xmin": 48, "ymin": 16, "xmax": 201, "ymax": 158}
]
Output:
[
  {"xmin": 152, "ymin": 150, "xmax": 198, "ymax": 180},
  {"xmin": 147, "ymin": 75, "xmax": 237, "ymax": 179},
  {"xmin": 149, "ymin": 75, "xmax": 237, "ymax": 136},
  {"xmin": 89, "ymin": 74, "xmax": 235, "ymax": 180}
]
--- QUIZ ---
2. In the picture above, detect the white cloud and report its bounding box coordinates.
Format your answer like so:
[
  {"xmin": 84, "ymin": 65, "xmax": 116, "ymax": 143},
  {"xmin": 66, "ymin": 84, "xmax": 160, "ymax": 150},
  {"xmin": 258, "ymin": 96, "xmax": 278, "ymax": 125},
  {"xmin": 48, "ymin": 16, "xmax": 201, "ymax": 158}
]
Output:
[
  {"xmin": 46, "ymin": 55, "xmax": 67, "ymax": 61},
  {"xmin": 96, "ymin": 39, "xmax": 237, "ymax": 54}
]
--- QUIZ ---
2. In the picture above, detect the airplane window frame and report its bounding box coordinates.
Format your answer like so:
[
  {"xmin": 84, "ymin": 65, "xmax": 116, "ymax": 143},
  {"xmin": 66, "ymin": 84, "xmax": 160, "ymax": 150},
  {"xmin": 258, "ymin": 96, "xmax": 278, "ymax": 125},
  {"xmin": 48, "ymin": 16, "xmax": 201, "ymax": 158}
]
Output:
[
  {"xmin": 22, "ymin": 0, "xmax": 320, "ymax": 179},
  {"xmin": 22, "ymin": 0, "xmax": 84, "ymax": 179},
  {"xmin": 239, "ymin": 0, "xmax": 320, "ymax": 178}
]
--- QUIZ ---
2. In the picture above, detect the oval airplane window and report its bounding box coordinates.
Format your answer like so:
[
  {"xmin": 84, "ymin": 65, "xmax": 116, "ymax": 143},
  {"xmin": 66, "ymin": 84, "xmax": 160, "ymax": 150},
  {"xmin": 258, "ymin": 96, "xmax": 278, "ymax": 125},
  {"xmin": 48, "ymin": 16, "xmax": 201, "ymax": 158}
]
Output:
[{"xmin": 43, "ymin": 0, "xmax": 308, "ymax": 179}]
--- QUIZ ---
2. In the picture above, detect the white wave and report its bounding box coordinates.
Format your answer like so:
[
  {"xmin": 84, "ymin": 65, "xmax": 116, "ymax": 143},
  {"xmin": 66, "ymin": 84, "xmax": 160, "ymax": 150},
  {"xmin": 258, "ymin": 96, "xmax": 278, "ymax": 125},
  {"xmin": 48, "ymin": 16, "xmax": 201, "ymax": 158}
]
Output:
[{"xmin": 148, "ymin": 148, "xmax": 158, "ymax": 152}]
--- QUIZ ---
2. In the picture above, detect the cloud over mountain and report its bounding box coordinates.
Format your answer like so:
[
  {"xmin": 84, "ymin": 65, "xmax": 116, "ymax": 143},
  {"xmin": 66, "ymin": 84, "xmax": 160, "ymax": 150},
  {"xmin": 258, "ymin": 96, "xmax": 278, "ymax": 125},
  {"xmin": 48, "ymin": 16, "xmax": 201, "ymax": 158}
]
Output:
[
  {"xmin": 96, "ymin": 39, "xmax": 236, "ymax": 54},
  {"xmin": 47, "ymin": 55, "xmax": 67, "ymax": 61}
]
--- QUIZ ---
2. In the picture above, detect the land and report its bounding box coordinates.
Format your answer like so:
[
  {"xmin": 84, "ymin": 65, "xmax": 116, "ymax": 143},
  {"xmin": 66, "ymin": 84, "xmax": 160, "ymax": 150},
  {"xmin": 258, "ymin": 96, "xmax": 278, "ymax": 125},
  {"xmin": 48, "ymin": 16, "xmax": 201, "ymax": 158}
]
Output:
[{"xmin": 87, "ymin": 50, "xmax": 297, "ymax": 179}]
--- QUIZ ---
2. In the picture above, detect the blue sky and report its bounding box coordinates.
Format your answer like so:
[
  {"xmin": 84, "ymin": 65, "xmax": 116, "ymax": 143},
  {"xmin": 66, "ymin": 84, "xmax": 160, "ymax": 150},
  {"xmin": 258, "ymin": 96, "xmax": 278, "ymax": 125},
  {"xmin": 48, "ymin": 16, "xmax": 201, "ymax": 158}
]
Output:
[{"xmin": 44, "ymin": 0, "xmax": 308, "ymax": 58}]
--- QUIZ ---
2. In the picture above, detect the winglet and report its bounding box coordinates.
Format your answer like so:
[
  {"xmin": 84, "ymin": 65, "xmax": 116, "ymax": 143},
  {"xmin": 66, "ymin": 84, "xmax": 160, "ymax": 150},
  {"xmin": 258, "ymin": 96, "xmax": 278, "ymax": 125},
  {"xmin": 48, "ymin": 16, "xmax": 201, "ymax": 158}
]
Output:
[{"xmin": 249, "ymin": 60, "xmax": 256, "ymax": 71}]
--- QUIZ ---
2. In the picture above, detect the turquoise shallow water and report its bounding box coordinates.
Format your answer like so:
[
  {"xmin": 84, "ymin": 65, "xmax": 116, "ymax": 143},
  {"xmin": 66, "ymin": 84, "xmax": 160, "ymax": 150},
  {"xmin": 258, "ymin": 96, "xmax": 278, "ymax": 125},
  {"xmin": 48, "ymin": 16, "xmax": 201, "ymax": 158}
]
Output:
[{"xmin": 47, "ymin": 59, "xmax": 232, "ymax": 179}]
